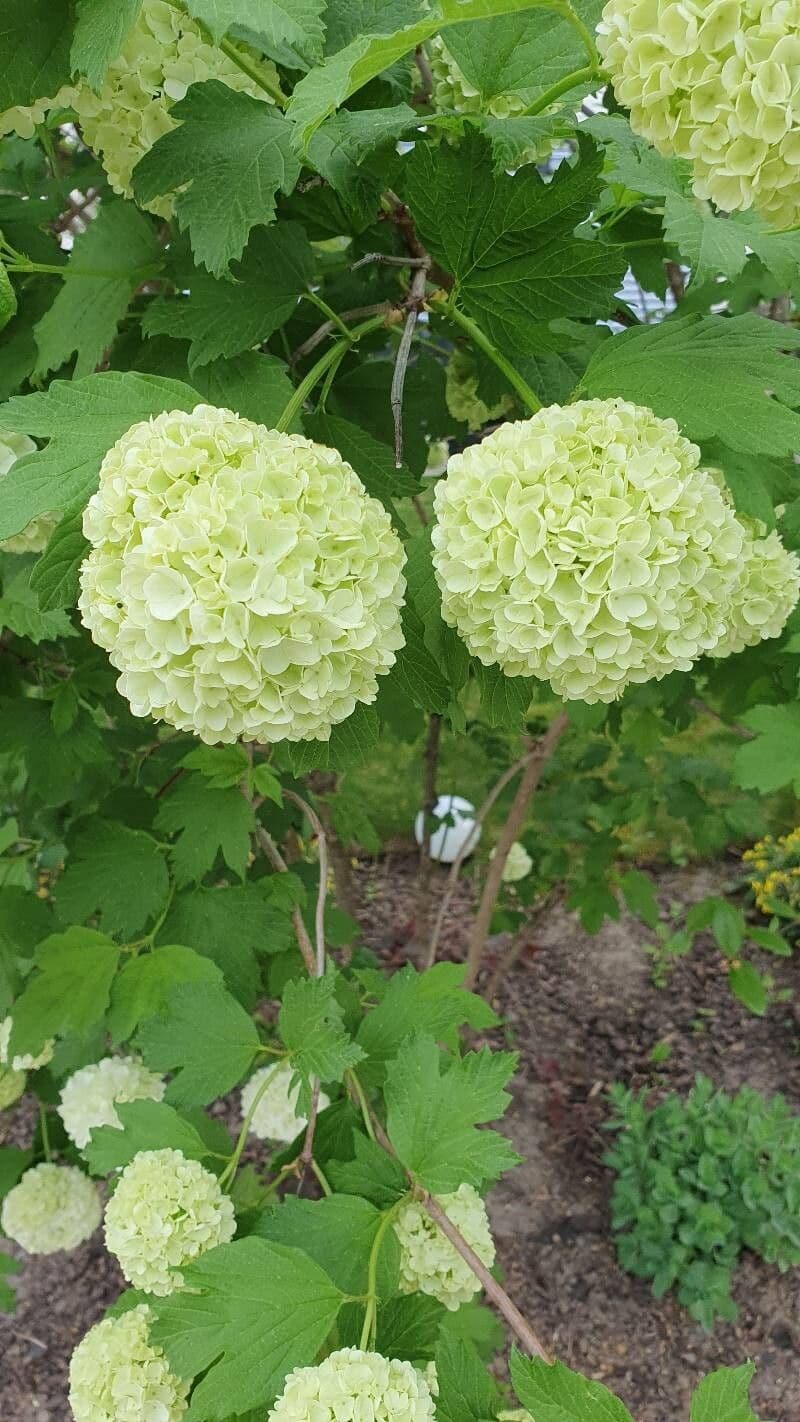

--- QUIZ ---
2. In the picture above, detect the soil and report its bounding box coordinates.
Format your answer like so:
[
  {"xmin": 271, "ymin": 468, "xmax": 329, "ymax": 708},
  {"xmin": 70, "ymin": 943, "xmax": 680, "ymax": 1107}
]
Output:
[{"xmin": 2, "ymin": 857, "xmax": 800, "ymax": 1422}]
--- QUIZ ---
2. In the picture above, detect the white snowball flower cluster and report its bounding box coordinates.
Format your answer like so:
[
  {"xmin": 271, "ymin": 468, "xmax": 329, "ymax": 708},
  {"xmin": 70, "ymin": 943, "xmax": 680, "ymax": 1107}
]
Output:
[
  {"xmin": 1, "ymin": 1163, "xmax": 101, "ymax": 1254},
  {"xmin": 0, "ymin": 1014, "xmax": 54, "ymax": 1072},
  {"xmin": 432, "ymin": 399, "xmax": 800, "ymax": 703},
  {"xmin": 0, "ymin": 431, "xmax": 59, "ymax": 555},
  {"xmin": 428, "ymin": 36, "xmax": 556, "ymax": 168},
  {"xmin": 268, "ymin": 1349, "xmax": 436, "ymax": 1422},
  {"xmin": 104, "ymin": 1147, "xmax": 235, "ymax": 1294},
  {"xmin": 58, "ymin": 1056, "xmax": 166, "ymax": 1149},
  {"xmin": 394, "ymin": 1184, "xmax": 495, "ymax": 1310},
  {"xmin": 241, "ymin": 1062, "xmax": 330, "ymax": 1144},
  {"xmin": 78, "ymin": 405, "xmax": 407, "ymax": 745},
  {"xmin": 0, "ymin": 1066, "xmax": 25, "ymax": 1109},
  {"xmin": 446, "ymin": 349, "xmax": 514, "ymax": 433},
  {"xmin": 69, "ymin": 1304, "xmax": 189, "ymax": 1422},
  {"xmin": 492, "ymin": 841, "xmax": 533, "ymax": 883},
  {"xmin": 0, "ymin": 0, "xmax": 279, "ymax": 218},
  {"xmin": 597, "ymin": 0, "xmax": 800, "ymax": 229}
]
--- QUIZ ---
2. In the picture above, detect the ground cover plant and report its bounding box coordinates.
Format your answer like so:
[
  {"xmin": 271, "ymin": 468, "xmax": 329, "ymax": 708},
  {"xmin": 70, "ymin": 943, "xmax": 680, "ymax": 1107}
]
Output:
[{"xmin": 1, "ymin": 1, "xmax": 800, "ymax": 1419}]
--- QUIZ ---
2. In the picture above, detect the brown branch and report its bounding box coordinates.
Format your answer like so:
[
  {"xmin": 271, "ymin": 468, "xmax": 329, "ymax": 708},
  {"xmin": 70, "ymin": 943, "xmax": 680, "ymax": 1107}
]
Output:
[
  {"xmin": 665, "ymin": 260, "xmax": 685, "ymax": 303},
  {"xmin": 283, "ymin": 790, "xmax": 327, "ymax": 976},
  {"xmin": 391, "ymin": 259, "xmax": 430, "ymax": 466},
  {"xmin": 306, "ymin": 771, "xmax": 359, "ymax": 921},
  {"xmin": 413, "ymin": 713, "xmax": 442, "ymax": 950},
  {"xmin": 464, "ymin": 713, "xmax": 568, "ymax": 989},
  {"xmin": 414, "ymin": 44, "xmax": 434, "ymax": 102},
  {"xmin": 290, "ymin": 303, "xmax": 393, "ymax": 364},
  {"xmin": 254, "ymin": 824, "xmax": 316, "ymax": 976}
]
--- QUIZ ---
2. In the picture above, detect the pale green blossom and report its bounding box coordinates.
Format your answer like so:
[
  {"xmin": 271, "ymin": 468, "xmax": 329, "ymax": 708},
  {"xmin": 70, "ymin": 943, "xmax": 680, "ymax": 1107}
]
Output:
[
  {"xmin": 240, "ymin": 1062, "xmax": 330, "ymax": 1144},
  {"xmin": 493, "ymin": 841, "xmax": 533, "ymax": 883},
  {"xmin": 69, "ymin": 1304, "xmax": 189, "ymax": 1422},
  {"xmin": 394, "ymin": 1183, "xmax": 495, "ymax": 1310},
  {"xmin": 0, "ymin": 1065, "xmax": 25, "ymax": 1109},
  {"xmin": 268, "ymin": 1349, "xmax": 436, "ymax": 1422},
  {"xmin": 598, "ymin": 0, "xmax": 800, "ymax": 228},
  {"xmin": 1, "ymin": 1163, "xmax": 101, "ymax": 1254},
  {"xmin": 432, "ymin": 399, "xmax": 800, "ymax": 702},
  {"xmin": 103, "ymin": 1147, "xmax": 235, "ymax": 1295},
  {"xmin": 445, "ymin": 348, "xmax": 514, "ymax": 433},
  {"xmin": 0, "ymin": 1014, "xmax": 54, "ymax": 1072},
  {"xmin": 58, "ymin": 1056, "xmax": 166, "ymax": 1150},
  {"xmin": 0, "ymin": 430, "xmax": 59, "ymax": 555},
  {"xmin": 79, "ymin": 405, "xmax": 406, "ymax": 745}
]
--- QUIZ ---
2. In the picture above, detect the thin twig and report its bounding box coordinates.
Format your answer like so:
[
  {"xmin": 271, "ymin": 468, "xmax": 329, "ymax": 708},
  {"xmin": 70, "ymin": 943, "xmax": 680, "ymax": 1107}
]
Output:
[
  {"xmin": 391, "ymin": 259, "xmax": 429, "ymax": 466},
  {"xmin": 283, "ymin": 790, "xmax": 327, "ymax": 976},
  {"xmin": 290, "ymin": 303, "xmax": 393, "ymax": 364},
  {"xmin": 414, "ymin": 44, "xmax": 434, "ymax": 101},
  {"xmin": 307, "ymin": 771, "xmax": 359, "ymax": 921},
  {"xmin": 254, "ymin": 824, "xmax": 316, "ymax": 976},
  {"xmin": 351, "ymin": 253, "xmax": 430, "ymax": 271}
]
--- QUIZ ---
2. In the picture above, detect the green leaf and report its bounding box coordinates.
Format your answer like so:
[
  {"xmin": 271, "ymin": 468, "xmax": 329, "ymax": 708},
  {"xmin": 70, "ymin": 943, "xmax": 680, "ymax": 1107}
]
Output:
[
  {"xmin": 619, "ymin": 869, "xmax": 660, "ymax": 931},
  {"xmin": 71, "ymin": 0, "xmax": 142, "ymax": 87},
  {"xmin": 435, "ymin": 1333, "xmax": 499, "ymax": 1422},
  {"xmin": 728, "ymin": 963, "xmax": 767, "ymax": 1017},
  {"xmin": 733, "ymin": 705, "xmax": 800, "ymax": 794},
  {"xmin": 133, "ymin": 82, "xmax": 301, "ymax": 276},
  {"xmin": 385, "ymin": 1035, "xmax": 519, "ymax": 1193},
  {"xmin": 748, "ymin": 926, "xmax": 791, "ymax": 957},
  {"xmin": 0, "ymin": 887, "xmax": 52, "ymax": 957},
  {"xmin": 9, "ymin": 927, "xmax": 121, "ymax": 1055},
  {"xmin": 155, "ymin": 774, "xmax": 255, "ymax": 887},
  {"xmin": 374, "ymin": 1295, "xmax": 445, "ymax": 1362},
  {"xmin": 107, "ymin": 944, "xmax": 224, "ymax": 1044},
  {"xmin": 33, "ymin": 200, "xmax": 160, "ymax": 381},
  {"xmin": 254, "ymin": 1194, "xmax": 399, "ymax": 1296},
  {"xmin": 0, "ymin": 564, "xmax": 75, "ymax": 643},
  {"xmin": 0, "ymin": 1250, "xmax": 21, "ymax": 1313},
  {"xmin": 327, "ymin": 1132, "xmax": 409, "ymax": 1208},
  {"xmin": 663, "ymin": 193, "xmax": 751, "ymax": 288},
  {"xmin": 149, "ymin": 1238, "xmax": 343, "ymax": 1421},
  {"xmin": 143, "ymin": 224, "xmax": 314, "ymax": 369},
  {"xmin": 182, "ymin": 745, "xmax": 250, "ymax": 790},
  {"xmin": 0, "ymin": 261, "xmax": 17, "ymax": 335},
  {"xmin": 185, "ymin": 0, "xmax": 325, "ymax": 65},
  {"xmin": 158, "ymin": 883, "xmax": 292, "ymax": 1005},
  {"xmin": 84, "ymin": 1099, "xmax": 225, "ymax": 1176},
  {"xmin": 305, "ymin": 411, "xmax": 420, "ymax": 501},
  {"xmin": 579, "ymin": 315, "xmax": 800, "ymax": 459},
  {"xmin": 0, "ymin": 371, "xmax": 199, "ymax": 543},
  {"xmin": 443, "ymin": 3, "xmax": 601, "ymax": 110},
  {"xmin": 710, "ymin": 901, "xmax": 744, "ymax": 957},
  {"xmin": 472, "ymin": 662, "xmax": 535, "ymax": 729},
  {"xmin": 356, "ymin": 963, "xmax": 498, "ymax": 1086},
  {"xmin": 251, "ymin": 763, "xmax": 283, "ymax": 807},
  {"xmin": 278, "ymin": 968, "xmax": 364, "ymax": 1104},
  {"xmin": 29, "ymin": 507, "xmax": 89, "ymax": 612},
  {"xmin": 136, "ymin": 981, "xmax": 260, "ymax": 1106},
  {"xmin": 56, "ymin": 820, "xmax": 170, "ymax": 939},
  {"xmin": 0, "ymin": 698, "xmax": 109, "ymax": 807},
  {"xmin": 510, "ymin": 1353, "xmax": 635, "ymax": 1422},
  {"xmin": 0, "ymin": 1144, "xmax": 32, "ymax": 1201},
  {"xmin": 404, "ymin": 134, "xmax": 625, "ymax": 351},
  {"xmin": 276, "ymin": 703, "xmax": 380, "ymax": 774},
  {"xmin": 189, "ymin": 352, "xmax": 297, "ymax": 427},
  {"xmin": 690, "ymin": 1364, "xmax": 758, "ymax": 1422},
  {"xmin": 0, "ymin": 0, "xmax": 72, "ymax": 111}
]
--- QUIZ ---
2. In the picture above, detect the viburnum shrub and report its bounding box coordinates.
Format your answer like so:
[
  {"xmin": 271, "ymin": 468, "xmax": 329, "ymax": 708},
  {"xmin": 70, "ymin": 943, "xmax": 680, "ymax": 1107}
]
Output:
[{"xmin": 1, "ymin": 2, "xmax": 799, "ymax": 1420}]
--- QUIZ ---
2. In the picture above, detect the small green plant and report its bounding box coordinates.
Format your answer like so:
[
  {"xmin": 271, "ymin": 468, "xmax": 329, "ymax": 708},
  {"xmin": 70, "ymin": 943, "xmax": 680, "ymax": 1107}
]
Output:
[{"xmin": 605, "ymin": 1076, "xmax": 800, "ymax": 1329}]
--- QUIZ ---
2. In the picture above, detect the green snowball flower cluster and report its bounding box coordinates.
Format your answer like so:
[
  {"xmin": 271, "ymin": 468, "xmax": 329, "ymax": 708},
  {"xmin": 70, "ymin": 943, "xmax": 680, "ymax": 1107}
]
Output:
[
  {"xmin": 103, "ymin": 1147, "xmax": 235, "ymax": 1294},
  {"xmin": 0, "ymin": 0, "xmax": 279, "ymax": 218},
  {"xmin": 0, "ymin": 1014, "xmax": 54, "ymax": 1071},
  {"xmin": 427, "ymin": 36, "xmax": 556, "ymax": 169},
  {"xmin": 268, "ymin": 1348, "xmax": 436, "ymax": 1422},
  {"xmin": 58, "ymin": 1056, "xmax": 166, "ymax": 1150},
  {"xmin": 241, "ymin": 1063, "xmax": 330, "ymax": 1144},
  {"xmin": 394, "ymin": 1184, "xmax": 495, "ymax": 1309},
  {"xmin": 0, "ymin": 430, "xmax": 59, "ymax": 555},
  {"xmin": 597, "ymin": 0, "xmax": 800, "ymax": 229},
  {"xmin": 0, "ymin": 1066, "xmax": 25, "ymax": 1109},
  {"xmin": 69, "ymin": 1304, "xmax": 189, "ymax": 1422},
  {"xmin": 445, "ymin": 349, "xmax": 515, "ymax": 433},
  {"xmin": 1, "ymin": 1163, "xmax": 101, "ymax": 1254},
  {"xmin": 432, "ymin": 399, "xmax": 800, "ymax": 703},
  {"xmin": 78, "ymin": 405, "xmax": 407, "ymax": 745},
  {"xmin": 493, "ymin": 840, "xmax": 533, "ymax": 883}
]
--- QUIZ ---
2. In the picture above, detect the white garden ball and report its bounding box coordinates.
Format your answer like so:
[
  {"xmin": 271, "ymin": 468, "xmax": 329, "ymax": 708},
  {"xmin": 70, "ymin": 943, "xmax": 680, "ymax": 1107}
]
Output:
[{"xmin": 414, "ymin": 794, "xmax": 481, "ymax": 864}]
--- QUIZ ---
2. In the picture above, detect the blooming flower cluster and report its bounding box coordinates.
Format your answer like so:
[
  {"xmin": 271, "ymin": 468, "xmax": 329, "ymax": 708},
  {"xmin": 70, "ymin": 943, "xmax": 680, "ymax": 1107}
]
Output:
[
  {"xmin": 0, "ymin": 430, "xmax": 59, "ymax": 555},
  {"xmin": 445, "ymin": 349, "xmax": 515, "ymax": 433},
  {"xmin": 69, "ymin": 1304, "xmax": 190, "ymax": 1422},
  {"xmin": 58, "ymin": 1056, "xmax": 166, "ymax": 1149},
  {"xmin": 103, "ymin": 1147, "xmax": 235, "ymax": 1294},
  {"xmin": 1, "ymin": 1163, "xmax": 101, "ymax": 1254},
  {"xmin": 744, "ymin": 826, "xmax": 800, "ymax": 916},
  {"xmin": 240, "ymin": 1062, "xmax": 330, "ymax": 1144},
  {"xmin": 0, "ymin": 1014, "xmax": 54, "ymax": 1072},
  {"xmin": 0, "ymin": 1066, "xmax": 25, "ymax": 1109},
  {"xmin": 79, "ymin": 405, "xmax": 407, "ymax": 744},
  {"xmin": 268, "ymin": 1349, "xmax": 436, "ymax": 1422},
  {"xmin": 432, "ymin": 399, "xmax": 800, "ymax": 703},
  {"xmin": 0, "ymin": 0, "xmax": 278, "ymax": 217},
  {"xmin": 394, "ymin": 1184, "xmax": 495, "ymax": 1309},
  {"xmin": 597, "ymin": 0, "xmax": 800, "ymax": 228},
  {"xmin": 493, "ymin": 840, "xmax": 534, "ymax": 883},
  {"xmin": 428, "ymin": 36, "xmax": 556, "ymax": 168}
]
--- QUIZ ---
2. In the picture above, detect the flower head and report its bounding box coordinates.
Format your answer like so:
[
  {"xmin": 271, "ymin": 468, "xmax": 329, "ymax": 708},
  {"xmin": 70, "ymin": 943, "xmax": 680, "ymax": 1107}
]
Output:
[
  {"xmin": 1, "ymin": 1163, "xmax": 101, "ymax": 1254},
  {"xmin": 103, "ymin": 1147, "xmax": 235, "ymax": 1294},
  {"xmin": 744, "ymin": 826, "xmax": 800, "ymax": 915},
  {"xmin": 598, "ymin": 0, "xmax": 800, "ymax": 228},
  {"xmin": 394, "ymin": 1184, "xmax": 495, "ymax": 1310},
  {"xmin": 493, "ymin": 841, "xmax": 533, "ymax": 883},
  {"xmin": 268, "ymin": 1348, "xmax": 436, "ymax": 1422},
  {"xmin": 0, "ymin": 1065, "xmax": 25, "ymax": 1110},
  {"xmin": 432, "ymin": 399, "xmax": 799, "ymax": 702},
  {"xmin": 79, "ymin": 405, "xmax": 406, "ymax": 744},
  {"xmin": 0, "ymin": 430, "xmax": 59, "ymax": 554},
  {"xmin": 446, "ymin": 348, "xmax": 514, "ymax": 433},
  {"xmin": 0, "ymin": 1014, "xmax": 54, "ymax": 1072},
  {"xmin": 58, "ymin": 1056, "xmax": 166, "ymax": 1150},
  {"xmin": 69, "ymin": 1303, "xmax": 189, "ymax": 1422},
  {"xmin": 240, "ymin": 1062, "xmax": 330, "ymax": 1144}
]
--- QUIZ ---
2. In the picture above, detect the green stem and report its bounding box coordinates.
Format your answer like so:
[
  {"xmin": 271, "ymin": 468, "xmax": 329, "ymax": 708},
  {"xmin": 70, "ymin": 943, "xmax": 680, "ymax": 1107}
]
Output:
[
  {"xmin": 39, "ymin": 1104, "xmax": 52, "ymax": 1162},
  {"xmin": 359, "ymin": 1200, "xmax": 406, "ymax": 1350},
  {"xmin": 439, "ymin": 296, "xmax": 543, "ymax": 414},
  {"xmin": 310, "ymin": 1158, "xmax": 333, "ymax": 1197},
  {"xmin": 255, "ymin": 1161, "xmax": 299, "ymax": 1206},
  {"xmin": 522, "ymin": 63, "xmax": 598, "ymax": 116},
  {"xmin": 4, "ymin": 260, "xmax": 162, "ymax": 281},
  {"xmin": 275, "ymin": 313, "xmax": 389, "ymax": 432},
  {"xmin": 219, "ymin": 1058, "xmax": 285, "ymax": 1190},
  {"xmin": 550, "ymin": 0, "xmax": 602, "ymax": 72},
  {"xmin": 303, "ymin": 289, "xmax": 351, "ymax": 339},
  {"xmin": 347, "ymin": 1069, "xmax": 376, "ymax": 1143}
]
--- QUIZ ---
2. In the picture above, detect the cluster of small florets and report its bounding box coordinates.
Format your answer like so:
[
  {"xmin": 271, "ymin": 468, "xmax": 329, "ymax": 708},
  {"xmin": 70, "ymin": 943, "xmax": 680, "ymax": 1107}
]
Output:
[
  {"xmin": 78, "ymin": 405, "xmax": 407, "ymax": 745},
  {"xmin": 0, "ymin": 430, "xmax": 59, "ymax": 554},
  {"xmin": 69, "ymin": 1304, "xmax": 190, "ymax": 1422},
  {"xmin": 445, "ymin": 349, "xmax": 515, "ymax": 433},
  {"xmin": 0, "ymin": 0, "xmax": 278, "ymax": 217},
  {"xmin": 58, "ymin": 1056, "xmax": 166, "ymax": 1149},
  {"xmin": 394, "ymin": 1184, "xmax": 495, "ymax": 1310},
  {"xmin": 598, "ymin": 0, "xmax": 800, "ymax": 228},
  {"xmin": 744, "ymin": 827, "xmax": 800, "ymax": 916},
  {"xmin": 240, "ymin": 1062, "xmax": 330, "ymax": 1144},
  {"xmin": 268, "ymin": 1349, "xmax": 436, "ymax": 1422},
  {"xmin": 493, "ymin": 840, "xmax": 533, "ymax": 883},
  {"xmin": 432, "ymin": 399, "xmax": 800, "ymax": 703},
  {"xmin": 1, "ymin": 1163, "xmax": 101, "ymax": 1254},
  {"xmin": 0, "ymin": 1014, "xmax": 54, "ymax": 1072},
  {"xmin": 427, "ymin": 36, "xmax": 556, "ymax": 168},
  {"xmin": 104, "ymin": 1147, "xmax": 235, "ymax": 1294}
]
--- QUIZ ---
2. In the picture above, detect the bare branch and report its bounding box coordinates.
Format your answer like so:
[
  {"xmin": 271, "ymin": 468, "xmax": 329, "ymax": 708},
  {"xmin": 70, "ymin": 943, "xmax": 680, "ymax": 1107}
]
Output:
[
  {"xmin": 414, "ymin": 44, "xmax": 434, "ymax": 101},
  {"xmin": 283, "ymin": 789, "xmax": 328, "ymax": 977},
  {"xmin": 253, "ymin": 823, "xmax": 316, "ymax": 977},
  {"xmin": 351, "ymin": 252, "xmax": 429, "ymax": 271},
  {"xmin": 290, "ymin": 303, "xmax": 393, "ymax": 364}
]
